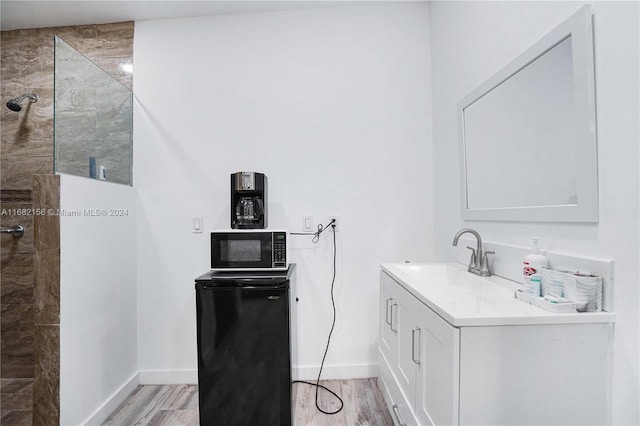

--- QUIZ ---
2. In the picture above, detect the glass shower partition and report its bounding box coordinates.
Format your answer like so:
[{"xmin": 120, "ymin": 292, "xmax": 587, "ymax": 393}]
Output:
[{"xmin": 54, "ymin": 36, "xmax": 132, "ymax": 185}]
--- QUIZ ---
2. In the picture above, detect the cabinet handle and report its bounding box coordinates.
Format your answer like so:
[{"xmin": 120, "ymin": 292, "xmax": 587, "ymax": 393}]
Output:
[
  {"xmin": 385, "ymin": 298, "xmax": 393, "ymax": 326},
  {"xmin": 390, "ymin": 303, "xmax": 398, "ymax": 333},
  {"xmin": 412, "ymin": 327, "xmax": 421, "ymax": 365},
  {"xmin": 392, "ymin": 404, "xmax": 407, "ymax": 426}
]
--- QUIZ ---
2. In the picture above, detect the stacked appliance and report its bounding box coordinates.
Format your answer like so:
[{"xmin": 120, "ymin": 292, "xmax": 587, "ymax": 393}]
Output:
[{"xmin": 195, "ymin": 172, "xmax": 296, "ymax": 426}]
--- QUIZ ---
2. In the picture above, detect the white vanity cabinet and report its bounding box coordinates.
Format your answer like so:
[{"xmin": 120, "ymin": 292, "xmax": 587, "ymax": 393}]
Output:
[
  {"xmin": 379, "ymin": 271, "xmax": 459, "ymax": 426},
  {"xmin": 378, "ymin": 264, "xmax": 614, "ymax": 426}
]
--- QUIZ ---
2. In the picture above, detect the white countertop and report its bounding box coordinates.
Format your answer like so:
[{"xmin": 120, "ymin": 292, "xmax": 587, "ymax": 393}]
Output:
[{"xmin": 380, "ymin": 262, "xmax": 615, "ymax": 327}]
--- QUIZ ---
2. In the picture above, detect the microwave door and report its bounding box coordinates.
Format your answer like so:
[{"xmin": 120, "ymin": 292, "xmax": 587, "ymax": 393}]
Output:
[{"xmin": 211, "ymin": 232, "xmax": 273, "ymax": 270}]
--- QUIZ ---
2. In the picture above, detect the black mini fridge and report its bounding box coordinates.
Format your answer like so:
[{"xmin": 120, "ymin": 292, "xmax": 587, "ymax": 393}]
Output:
[{"xmin": 195, "ymin": 265, "xmax": 296, "ymax": 425}]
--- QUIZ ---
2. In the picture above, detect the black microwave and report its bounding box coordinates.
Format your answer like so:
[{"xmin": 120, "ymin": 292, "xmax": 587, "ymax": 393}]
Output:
[{"xmin": 210, "ymin": 230, "xmax": 288, "ymax": 271}]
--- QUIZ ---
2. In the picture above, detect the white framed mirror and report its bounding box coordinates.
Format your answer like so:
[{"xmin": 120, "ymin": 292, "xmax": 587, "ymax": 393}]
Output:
[{"xmin": 458, "ymin": 6, "xmax": 598, "ymax": 222}]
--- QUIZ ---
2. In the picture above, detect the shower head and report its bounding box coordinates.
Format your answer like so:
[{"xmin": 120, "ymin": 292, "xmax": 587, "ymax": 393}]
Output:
[{"xmin": 6, "ymin": 93, "xmax": 38, "ymax": 112}]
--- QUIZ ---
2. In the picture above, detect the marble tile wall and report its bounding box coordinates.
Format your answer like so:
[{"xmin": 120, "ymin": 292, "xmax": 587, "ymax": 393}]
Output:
[
  {"xmin": 1, "ymin": 22, "xmax": 133, "ymax": 425},
  {"xmin": 1, "ymin": 378, "xmax": 34, "ymax": 424},
  {"xmin": 0, "ymin": 190, "xmax": 35, "ymax": 424},
  {"xmin": 1, "ymin": 191, "xmax": 35, "ymax": 380},
  {"xmin": 32, "ymin": 175, "xmax": 60, "ymax": 425}
]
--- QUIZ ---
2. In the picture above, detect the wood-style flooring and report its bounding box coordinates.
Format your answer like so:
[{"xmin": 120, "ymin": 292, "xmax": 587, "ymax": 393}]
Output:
[{"xmin": 104, "ymin": 378, "xmax": 393, "ymax": 426}]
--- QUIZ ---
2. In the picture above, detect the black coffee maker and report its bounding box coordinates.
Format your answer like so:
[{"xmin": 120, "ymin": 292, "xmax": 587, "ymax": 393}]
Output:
[{"xmin": 231, "ymin": 171, "xmax": 267, "ymax": 229}]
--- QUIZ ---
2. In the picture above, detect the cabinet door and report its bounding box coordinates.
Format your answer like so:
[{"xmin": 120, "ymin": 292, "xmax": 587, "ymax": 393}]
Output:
[
  {"xmin": 379, "ymin": 273, "xmax": 398, "ymax": 369},
  {"xmin": 380, "ymin": 272, "xmax": 418, "ymax": 414},
  {"xmin": 414, "ymin": 302, "xmax": 460, "ymax": 426},
  {"xmin": 395, "ymin": 287, "xmax": 418, "ymax": 414}
]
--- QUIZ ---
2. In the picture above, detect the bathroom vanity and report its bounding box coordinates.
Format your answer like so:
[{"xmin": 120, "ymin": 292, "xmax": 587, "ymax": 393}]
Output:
[{"xmin": 378, "ymin": 263, "xmax": 614, "ymax": 426}]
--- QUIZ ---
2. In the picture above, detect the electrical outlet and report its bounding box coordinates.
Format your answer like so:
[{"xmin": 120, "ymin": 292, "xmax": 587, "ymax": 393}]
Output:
[{"xmin": 328, "ymin": 215, "xmax": 339, "ymax": 232}]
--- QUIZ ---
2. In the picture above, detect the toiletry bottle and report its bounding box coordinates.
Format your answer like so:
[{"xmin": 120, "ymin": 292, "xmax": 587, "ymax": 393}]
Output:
[
  {"xmin": 524, "ymin": 275, "xmax": 541, "ymax": 296},
  {"xmin": 523, "ymin": 238, "xmax": 548, "ymax": 295}
]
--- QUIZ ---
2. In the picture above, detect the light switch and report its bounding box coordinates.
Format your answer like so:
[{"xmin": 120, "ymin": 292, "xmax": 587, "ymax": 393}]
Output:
[
  {"xmin": 303, "ymin": 215, "xmax": 313, "ymax": 232},
  {"xmin": 192, "ymin": 216, "xmax": 203, "ymax": 233}
]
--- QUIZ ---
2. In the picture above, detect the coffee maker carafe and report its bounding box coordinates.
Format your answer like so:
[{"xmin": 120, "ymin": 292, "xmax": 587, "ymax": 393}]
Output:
[{"xmin": 231, "ymin": 172, "xmax": 267, "ymax": 229}]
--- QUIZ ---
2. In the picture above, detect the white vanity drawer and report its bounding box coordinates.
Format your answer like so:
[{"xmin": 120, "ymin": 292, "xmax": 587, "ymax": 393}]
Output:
[{"xmin": 379, "ymin": 347, "xmax": 416, "ymax": 426}]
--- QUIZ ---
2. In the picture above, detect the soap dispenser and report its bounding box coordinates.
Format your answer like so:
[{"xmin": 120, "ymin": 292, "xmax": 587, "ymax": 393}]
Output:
[{"xmin": 522, "ymin": 238, "xmax": 548, "ymax": 296}]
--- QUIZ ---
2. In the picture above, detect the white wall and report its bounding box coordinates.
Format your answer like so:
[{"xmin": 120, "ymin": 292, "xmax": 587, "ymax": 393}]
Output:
[
  {"xmin": 429, "ymin": 1, "xmax": 639, "ymax": 424},
  {"xmin": 59, "ymin": 174, "xmax": 138, "ymax": 425},
  {"xmin": 133, "ymin": 3, "xmax": 433, "ymax": 381}
]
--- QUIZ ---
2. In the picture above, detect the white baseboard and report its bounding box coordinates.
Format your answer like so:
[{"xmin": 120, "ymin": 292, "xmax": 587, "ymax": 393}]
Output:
[
  {"xmin": 138, "ymin": 369, "xmax": 198, "ymax": 385},
  {"xmin": 83, "ymin": 373, "xmax": 139, "ymax": 426},
  {"xmin": 294, "ymin": 363, "xmax": 379, "ymax": 381}
]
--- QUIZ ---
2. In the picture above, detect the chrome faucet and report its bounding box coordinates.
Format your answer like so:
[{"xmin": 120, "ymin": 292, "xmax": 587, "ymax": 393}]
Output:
[{"xmin": 452, "ymin": 228, "xmax": 494, "ymax": 277}]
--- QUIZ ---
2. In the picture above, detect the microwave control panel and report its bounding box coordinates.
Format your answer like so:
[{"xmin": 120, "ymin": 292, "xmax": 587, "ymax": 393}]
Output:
[{"xmin": 273, "ymin": 232, "xmax": 287, "ymax": 268}]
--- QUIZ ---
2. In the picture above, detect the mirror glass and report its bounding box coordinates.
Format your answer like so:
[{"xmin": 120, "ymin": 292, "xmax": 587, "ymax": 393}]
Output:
[{"xmin": 458, "ymin": 6, "xmax": 597, "ymax": 222}]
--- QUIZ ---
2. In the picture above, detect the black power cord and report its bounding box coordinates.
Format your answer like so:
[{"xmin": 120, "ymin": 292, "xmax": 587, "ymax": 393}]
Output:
[
  {"xmin": 290, "ymin": 219, "xmax": 335, "ymax": 244},
  {"xmin": 292, "ymin": 222, "xmax": 344, "ymax": 415}
]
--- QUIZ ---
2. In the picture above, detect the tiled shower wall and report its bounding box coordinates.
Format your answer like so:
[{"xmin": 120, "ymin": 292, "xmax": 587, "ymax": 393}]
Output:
[{"xmin": 1, "ymin": 22, "xmax": 133, "ymax": 425}]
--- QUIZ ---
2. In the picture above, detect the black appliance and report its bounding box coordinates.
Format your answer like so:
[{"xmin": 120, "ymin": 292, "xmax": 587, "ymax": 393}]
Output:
[
  {"xmin": 231, "ymin": 171, "xmax": 267, "ymax": 229},
  {"xmin": 195, "ymin": 265, "xmax": 296, "ymax": 425},
  {"xmin": 210, "ymin": 229, "xmax": 288, "ymax": 271}
]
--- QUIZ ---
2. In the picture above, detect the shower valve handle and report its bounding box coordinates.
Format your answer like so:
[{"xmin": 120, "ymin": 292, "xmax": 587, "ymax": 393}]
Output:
[{"xmin": 1, "ymin": 225, "xmax": 24, "ymax": 237}]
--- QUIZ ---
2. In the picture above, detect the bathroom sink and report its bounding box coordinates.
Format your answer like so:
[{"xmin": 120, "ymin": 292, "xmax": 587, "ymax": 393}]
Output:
[
  {"xmin": 380, "ymin": 262, "xmax": 614, "ymax": 326},
  {"xmin": 382, "ymin": 262, "xmax": 513, "ymax": 297}
]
